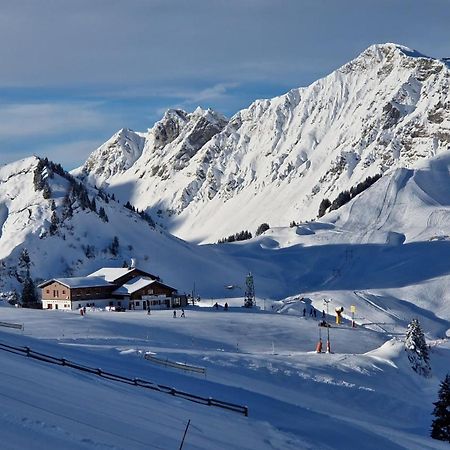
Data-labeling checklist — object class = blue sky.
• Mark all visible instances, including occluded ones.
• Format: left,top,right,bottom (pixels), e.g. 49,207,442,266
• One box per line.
0,0,449,169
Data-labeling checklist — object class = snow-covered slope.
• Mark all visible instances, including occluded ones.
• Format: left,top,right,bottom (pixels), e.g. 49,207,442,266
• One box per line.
0,157,252,297
76,43,450,243
0,304,448,449
3,149,450,339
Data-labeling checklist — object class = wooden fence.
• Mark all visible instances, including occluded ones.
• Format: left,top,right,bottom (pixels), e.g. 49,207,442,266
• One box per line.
0,341,248,417
144,353,206,375
0,321,24,330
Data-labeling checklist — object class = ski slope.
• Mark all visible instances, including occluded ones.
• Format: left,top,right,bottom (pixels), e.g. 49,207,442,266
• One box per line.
0,305,448,449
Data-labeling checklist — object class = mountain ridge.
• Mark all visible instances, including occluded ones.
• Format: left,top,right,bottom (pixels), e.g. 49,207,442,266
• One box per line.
74,43,450,243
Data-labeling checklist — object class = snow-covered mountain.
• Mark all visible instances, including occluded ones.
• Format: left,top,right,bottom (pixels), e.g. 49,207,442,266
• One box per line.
2,149,450,337
75,43,450,243
76,107,228,189
0,156,251,297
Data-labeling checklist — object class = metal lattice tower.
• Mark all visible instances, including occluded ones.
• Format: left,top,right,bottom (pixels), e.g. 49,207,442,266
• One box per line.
244,272,255,308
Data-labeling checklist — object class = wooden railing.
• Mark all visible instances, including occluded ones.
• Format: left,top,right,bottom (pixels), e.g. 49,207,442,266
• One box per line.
0,341,248,417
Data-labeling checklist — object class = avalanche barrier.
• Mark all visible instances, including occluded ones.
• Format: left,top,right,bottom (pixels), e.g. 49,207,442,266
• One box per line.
0,341,248,417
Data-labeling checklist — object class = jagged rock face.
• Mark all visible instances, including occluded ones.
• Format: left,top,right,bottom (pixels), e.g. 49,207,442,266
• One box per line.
75,108,228,185
76,43,450,243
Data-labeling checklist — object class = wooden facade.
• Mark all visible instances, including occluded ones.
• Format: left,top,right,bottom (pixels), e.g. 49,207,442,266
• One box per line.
41,281,116,302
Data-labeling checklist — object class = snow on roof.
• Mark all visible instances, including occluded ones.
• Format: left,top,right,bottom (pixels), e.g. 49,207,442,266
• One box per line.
88,267,133,282
39,276,112,289
112,277,156,295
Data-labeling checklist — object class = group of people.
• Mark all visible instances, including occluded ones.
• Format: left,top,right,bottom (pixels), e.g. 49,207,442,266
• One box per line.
173,309,186,318
213,302,229,311
302,307,326,319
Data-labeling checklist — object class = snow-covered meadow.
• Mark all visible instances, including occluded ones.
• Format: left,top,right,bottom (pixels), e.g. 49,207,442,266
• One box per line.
0,302,448,449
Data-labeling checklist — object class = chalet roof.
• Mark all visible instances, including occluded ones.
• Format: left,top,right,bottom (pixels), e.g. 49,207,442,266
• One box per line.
88,267,134,282
112,277,156,295
38,276,112,289
88,266,158,282
112,276,176,296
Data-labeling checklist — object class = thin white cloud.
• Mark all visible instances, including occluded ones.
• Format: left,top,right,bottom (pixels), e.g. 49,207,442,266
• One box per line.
0,102,110,138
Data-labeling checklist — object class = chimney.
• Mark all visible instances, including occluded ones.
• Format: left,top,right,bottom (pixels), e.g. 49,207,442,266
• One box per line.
129,258,137,270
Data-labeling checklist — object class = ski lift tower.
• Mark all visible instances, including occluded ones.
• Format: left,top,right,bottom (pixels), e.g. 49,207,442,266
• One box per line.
244,272,256,308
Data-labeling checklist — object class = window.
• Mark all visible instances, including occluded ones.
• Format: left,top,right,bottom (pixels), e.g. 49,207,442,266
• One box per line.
47,304,52,309
135,301,140,307
62,290,66,294
55,304,58,310
46,289,50,294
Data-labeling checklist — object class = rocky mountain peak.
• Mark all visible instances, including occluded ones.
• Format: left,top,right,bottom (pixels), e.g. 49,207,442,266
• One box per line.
76,43,450,243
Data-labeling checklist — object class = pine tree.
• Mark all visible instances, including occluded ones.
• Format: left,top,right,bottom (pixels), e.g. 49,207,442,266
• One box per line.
256,223,270,236
18,248,31,277
405,318,431,377
61,192,73,221
110,236,119,256
49,211,59,235
318,198,331,218
21,276,38,306
431,374,450,442
90,197,97,212
9,290,20,306
50,200,56,211
99,206,109,222
42,183,52,199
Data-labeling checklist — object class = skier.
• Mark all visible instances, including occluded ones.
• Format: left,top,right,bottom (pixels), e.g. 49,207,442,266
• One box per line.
147,306,151,315
313,309,317,318
322,309,326,319
181,309,185,318
173,310,177,318
83,306,87,315
309,308,313,317
224,302,228,311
